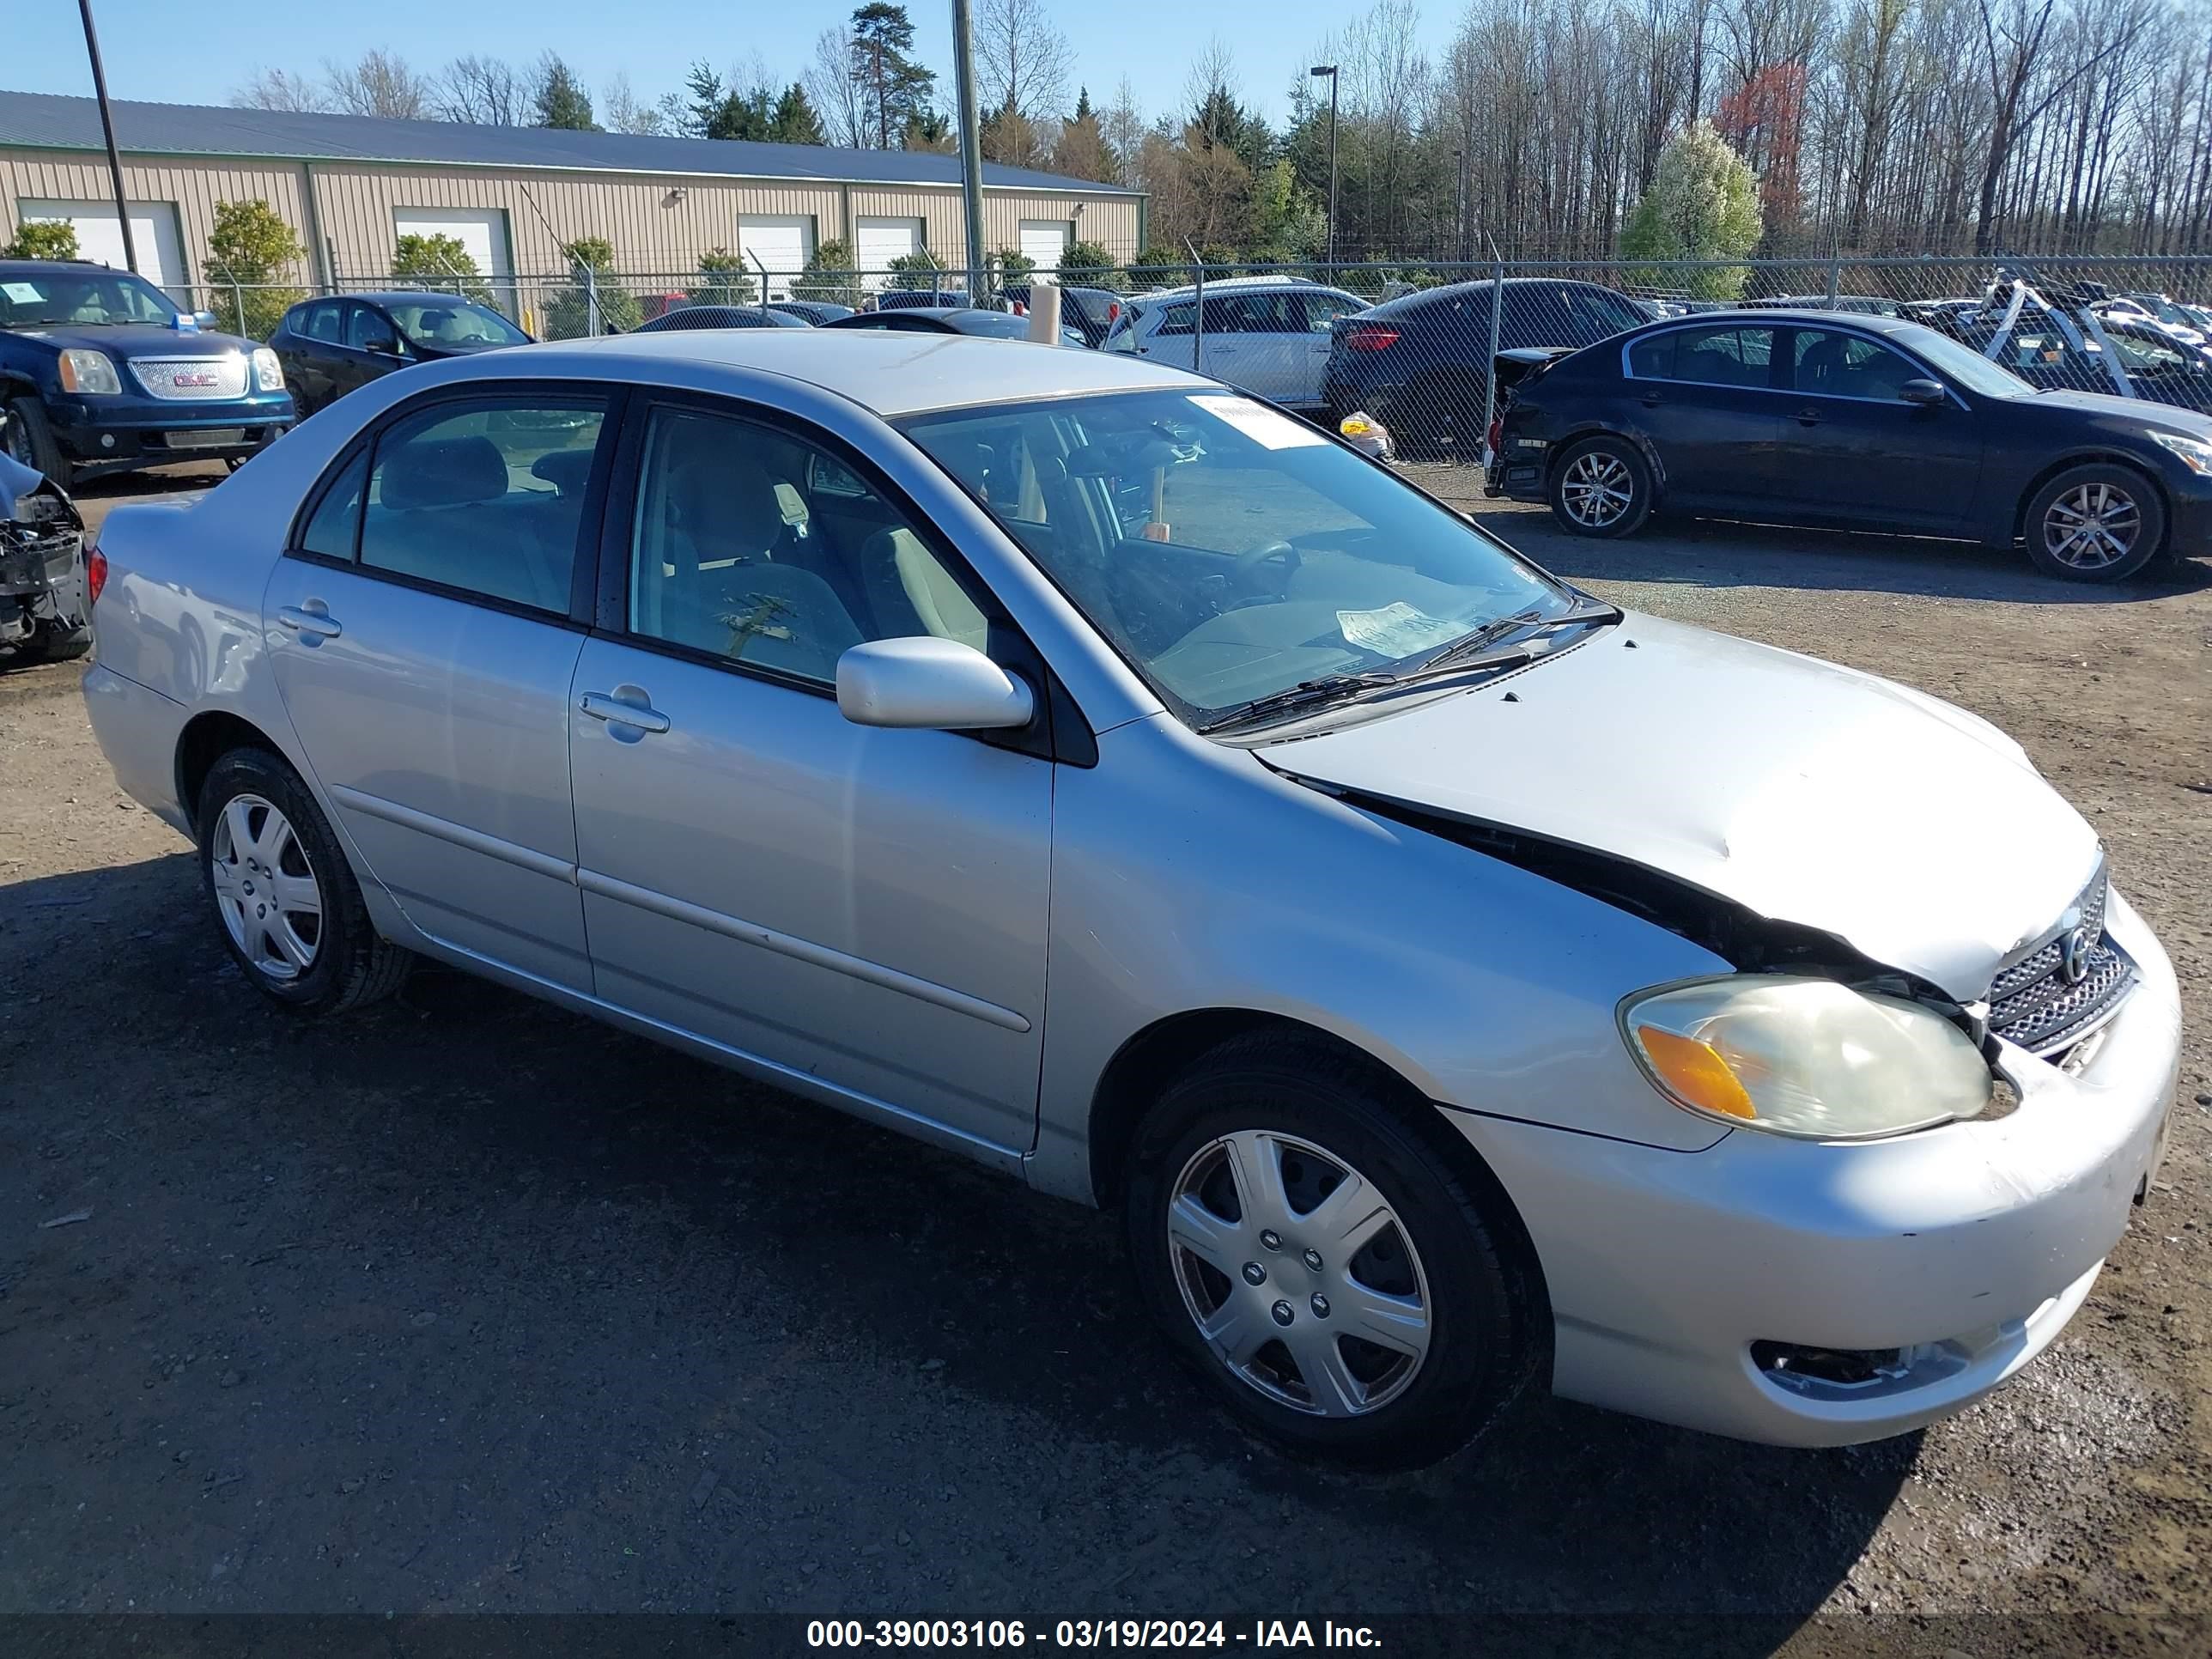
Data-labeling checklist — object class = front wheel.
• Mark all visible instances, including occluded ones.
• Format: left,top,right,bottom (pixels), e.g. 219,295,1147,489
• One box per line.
3,397,68,485
1547,436,1652,538
2023,464,2166,581
196,748,412,1014
27,621,91,662
1125,1035,1537,1468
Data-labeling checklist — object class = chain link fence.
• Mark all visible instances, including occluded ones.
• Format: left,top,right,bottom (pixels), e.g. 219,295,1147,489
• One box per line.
167,252,2212,465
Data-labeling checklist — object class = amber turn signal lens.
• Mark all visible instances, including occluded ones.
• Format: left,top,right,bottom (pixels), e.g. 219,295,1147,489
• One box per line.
1634,1025,1758,1120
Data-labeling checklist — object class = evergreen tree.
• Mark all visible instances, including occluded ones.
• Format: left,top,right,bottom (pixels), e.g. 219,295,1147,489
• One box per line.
534,55,599,131
850,3,937,149
770,83,825,145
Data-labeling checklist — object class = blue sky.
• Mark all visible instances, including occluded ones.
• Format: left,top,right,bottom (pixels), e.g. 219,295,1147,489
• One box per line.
11,0,1358,130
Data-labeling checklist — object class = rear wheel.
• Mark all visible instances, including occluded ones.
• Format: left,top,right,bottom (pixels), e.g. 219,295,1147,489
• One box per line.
196,748,411,1014
2023,464,2165,581
27,621,91,662
1125,1034,1537,1468
3,397,68,485
1547,435,1652,538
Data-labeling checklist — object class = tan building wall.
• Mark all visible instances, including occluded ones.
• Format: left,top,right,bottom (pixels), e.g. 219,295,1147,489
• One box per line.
1,149,1144,288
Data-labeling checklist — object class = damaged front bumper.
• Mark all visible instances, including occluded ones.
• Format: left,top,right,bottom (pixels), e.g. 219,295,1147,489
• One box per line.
1446,887,2183,1447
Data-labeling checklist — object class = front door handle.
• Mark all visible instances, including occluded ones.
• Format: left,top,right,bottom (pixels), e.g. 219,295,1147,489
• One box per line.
275,603,341,640
578,690,672,735
1796,406,1823,426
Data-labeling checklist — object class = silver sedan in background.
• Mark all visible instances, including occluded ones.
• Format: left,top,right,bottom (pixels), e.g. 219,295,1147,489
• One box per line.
79,330,2182,1468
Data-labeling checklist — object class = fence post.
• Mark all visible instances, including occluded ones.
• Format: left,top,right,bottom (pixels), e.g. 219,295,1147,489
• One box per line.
232,278,246,337
1186,238,1206,382
1826,243,1842,308
1479,247,1504,468
583,263,600,337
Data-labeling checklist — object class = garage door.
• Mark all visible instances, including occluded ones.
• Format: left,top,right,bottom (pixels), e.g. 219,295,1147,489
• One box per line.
1018,219,1073,282
737,215,816,301
17,198,186,302
392,207,514,311
855,216,922,290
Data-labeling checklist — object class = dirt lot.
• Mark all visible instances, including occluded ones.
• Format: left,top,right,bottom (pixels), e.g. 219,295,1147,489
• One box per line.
3,465,2209,1651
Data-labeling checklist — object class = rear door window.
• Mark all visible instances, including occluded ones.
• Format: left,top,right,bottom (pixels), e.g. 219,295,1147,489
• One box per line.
356,398,607,612
1630,325,1776,388
300,301,342,343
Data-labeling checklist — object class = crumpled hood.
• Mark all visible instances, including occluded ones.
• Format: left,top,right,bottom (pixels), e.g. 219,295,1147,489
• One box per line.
1264,612,2100,1001
13,321,258,360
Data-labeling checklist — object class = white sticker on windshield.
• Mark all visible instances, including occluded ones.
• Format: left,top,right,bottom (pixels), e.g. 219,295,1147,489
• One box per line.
1337,602,1468,659
1,282,45,303
1188,393,1327,449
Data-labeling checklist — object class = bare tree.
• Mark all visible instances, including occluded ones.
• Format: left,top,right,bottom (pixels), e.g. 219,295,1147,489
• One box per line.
599,73,666,136
806,25,872,148
324,50,433,121
232,67,331,112
1101,77,1146,185
436,56,530,125
977,0,1073,121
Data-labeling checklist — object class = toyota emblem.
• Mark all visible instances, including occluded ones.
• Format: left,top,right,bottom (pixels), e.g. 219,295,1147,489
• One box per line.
2060,923,2097,985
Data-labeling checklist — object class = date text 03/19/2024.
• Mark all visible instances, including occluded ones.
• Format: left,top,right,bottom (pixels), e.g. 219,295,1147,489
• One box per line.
805,1620,1383,1649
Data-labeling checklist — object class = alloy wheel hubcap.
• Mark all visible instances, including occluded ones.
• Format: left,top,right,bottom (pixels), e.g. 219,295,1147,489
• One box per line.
2044,482,2140,568
209,794,323,981
1166,1130,1432,1418
1561,452,1633,526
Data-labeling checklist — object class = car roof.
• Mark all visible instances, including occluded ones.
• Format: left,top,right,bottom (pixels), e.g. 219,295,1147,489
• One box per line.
1136,275,1343,301
1632,307,1926,335
333,290,486,307
509,327,1192,415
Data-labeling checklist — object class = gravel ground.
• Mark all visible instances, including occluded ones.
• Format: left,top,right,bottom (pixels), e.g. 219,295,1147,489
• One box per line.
2,465,2208,1652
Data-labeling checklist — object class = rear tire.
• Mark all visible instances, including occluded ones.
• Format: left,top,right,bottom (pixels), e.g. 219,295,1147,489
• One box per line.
195,748,411,1015
1124,1033,1538,1469
1547,436,1652,538
2023,463,2165,582
3,396,68,485
28,622,91,662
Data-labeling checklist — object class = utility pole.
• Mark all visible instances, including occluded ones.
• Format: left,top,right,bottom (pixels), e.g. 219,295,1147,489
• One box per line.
78,0,137,273
951,0,988,300
1310,64,1340,267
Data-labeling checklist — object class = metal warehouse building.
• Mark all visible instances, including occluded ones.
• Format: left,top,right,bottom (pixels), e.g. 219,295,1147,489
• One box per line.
0,89,1145,308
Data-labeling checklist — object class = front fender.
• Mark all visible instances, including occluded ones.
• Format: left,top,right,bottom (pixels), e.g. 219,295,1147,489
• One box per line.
1029,715,1731,1205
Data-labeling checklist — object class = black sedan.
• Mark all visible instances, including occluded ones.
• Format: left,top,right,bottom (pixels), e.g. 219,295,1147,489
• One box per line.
1489,309,2212,581
766,300,854,325
633,304,809,333
823,307,1085,347
270,292,529,416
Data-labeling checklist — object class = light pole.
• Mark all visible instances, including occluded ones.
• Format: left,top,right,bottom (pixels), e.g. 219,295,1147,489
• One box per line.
78,0,137,274
951,0,988,300
1310,64,1339,267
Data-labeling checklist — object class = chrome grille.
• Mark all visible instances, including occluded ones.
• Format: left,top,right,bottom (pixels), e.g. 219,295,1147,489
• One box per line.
129,356,248,401
1987,870,2135,1057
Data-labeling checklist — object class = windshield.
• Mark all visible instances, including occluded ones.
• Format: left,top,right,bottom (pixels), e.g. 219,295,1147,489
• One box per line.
1895,322,2037,398
388,300,527,349
897,389,1574,727
0,268,178,328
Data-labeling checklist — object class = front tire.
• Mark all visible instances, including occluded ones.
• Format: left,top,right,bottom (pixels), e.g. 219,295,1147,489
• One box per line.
196,748,411,1014
2023,463,2165,581
1124,1034,1537,1469
3,396,68,485
27,621,91,662
1548,436,1652,538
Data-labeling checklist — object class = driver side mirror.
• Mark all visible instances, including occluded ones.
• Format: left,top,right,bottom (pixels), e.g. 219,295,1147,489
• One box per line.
1899,378,1946,407
836,637,1034,731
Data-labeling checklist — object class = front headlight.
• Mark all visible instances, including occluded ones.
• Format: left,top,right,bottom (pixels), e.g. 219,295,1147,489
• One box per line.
251,347,285,392
2148,429,2212,475
1620,975,1992,1140
58,348,122,395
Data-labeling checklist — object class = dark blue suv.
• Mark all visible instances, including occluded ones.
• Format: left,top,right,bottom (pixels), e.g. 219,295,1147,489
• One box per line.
0,258,295,484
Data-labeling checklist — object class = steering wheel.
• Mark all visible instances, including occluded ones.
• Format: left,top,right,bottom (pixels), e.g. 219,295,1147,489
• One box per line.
1231,538,1302,591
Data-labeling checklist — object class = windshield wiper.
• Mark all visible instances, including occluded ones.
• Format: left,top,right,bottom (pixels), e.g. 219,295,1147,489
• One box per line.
1198,672,1399,733
1410,597,1620,675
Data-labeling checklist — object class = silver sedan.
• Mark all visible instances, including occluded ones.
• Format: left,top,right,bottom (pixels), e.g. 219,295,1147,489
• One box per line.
80,328,2183,1468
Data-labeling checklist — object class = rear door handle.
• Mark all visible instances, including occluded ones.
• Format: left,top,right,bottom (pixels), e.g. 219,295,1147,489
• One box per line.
1796,407,1823,425
578,690,672,735
275,604,341,640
